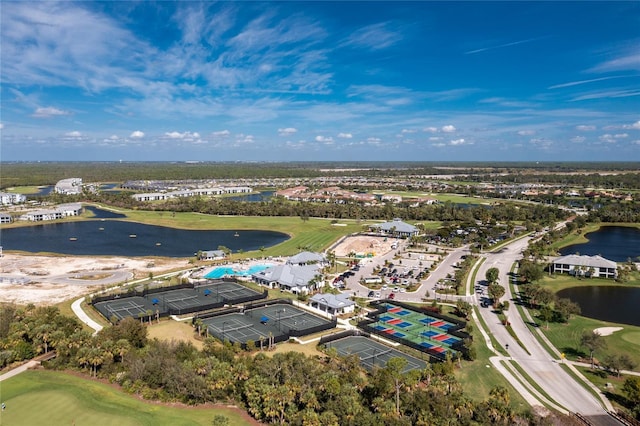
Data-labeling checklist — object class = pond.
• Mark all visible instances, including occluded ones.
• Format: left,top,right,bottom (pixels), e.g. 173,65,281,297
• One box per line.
556,286,640,327
228,191,274,202
559,226,640,262
0,220,289,257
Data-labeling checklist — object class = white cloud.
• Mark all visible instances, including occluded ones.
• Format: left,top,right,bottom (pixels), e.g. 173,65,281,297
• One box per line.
429,136,443,141
423,127,438,133
450,138,466,145
164,131,200,139
65,131,83,138
623,120,640,130
517,130,535,136
342,22,402,51
442,125,456,133
431,142,446,147
32,106,70,118
599,134,616,143
614,133,628,139
0,123,4,129
108,135,119,140
337,132,352,139
278,127,297,136
576,125,596,131
315,135,334,143
367,137,382,145
130,130,145,138
401,129,416,134
570,136,586,143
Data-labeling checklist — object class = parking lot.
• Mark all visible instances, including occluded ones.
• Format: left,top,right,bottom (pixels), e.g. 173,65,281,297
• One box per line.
338,240,471,303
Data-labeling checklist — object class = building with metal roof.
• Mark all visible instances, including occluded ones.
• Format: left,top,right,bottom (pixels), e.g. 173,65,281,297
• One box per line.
551,254,617,279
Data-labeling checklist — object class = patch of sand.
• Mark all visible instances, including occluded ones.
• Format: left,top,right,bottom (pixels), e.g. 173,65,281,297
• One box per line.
593,327,623,336
0,253,189,305
333,235,397,257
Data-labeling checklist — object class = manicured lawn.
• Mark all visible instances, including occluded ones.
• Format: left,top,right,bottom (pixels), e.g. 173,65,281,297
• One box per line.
147,319,203,350
1,370,254,426
531,311,640,368
3,185,45,194
455,321,528,410
539,273,640,292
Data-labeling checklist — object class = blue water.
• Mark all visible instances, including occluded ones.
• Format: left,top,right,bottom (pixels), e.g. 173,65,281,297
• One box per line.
1,221,288,257
559,226,640,262
205,264,272,279
228,191,274,202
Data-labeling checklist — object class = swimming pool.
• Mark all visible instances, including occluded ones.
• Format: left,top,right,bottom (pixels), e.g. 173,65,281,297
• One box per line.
204,264,272,279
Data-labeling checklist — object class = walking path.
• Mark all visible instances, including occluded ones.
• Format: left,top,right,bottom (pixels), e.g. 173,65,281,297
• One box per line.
0,352,56,383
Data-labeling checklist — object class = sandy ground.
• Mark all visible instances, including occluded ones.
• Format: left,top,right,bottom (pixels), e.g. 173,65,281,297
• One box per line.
332,235,397,257
593,327,623,336
0,253,190,305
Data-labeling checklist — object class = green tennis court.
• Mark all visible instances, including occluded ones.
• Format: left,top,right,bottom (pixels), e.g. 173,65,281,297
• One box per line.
323,335,426,373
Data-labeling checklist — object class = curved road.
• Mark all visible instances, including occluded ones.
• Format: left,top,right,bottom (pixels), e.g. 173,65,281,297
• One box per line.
474,237,622,426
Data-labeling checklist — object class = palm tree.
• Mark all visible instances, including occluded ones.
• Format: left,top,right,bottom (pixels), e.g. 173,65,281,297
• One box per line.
581,331,607,369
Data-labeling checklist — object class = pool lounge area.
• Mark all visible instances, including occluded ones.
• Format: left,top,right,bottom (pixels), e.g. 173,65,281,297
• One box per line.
204,264,272,279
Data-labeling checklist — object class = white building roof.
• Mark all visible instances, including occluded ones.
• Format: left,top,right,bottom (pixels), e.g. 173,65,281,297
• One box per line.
287,251,325,265
253,263,320,289
374,218,418,234
309,293,355,309
553,254,617,269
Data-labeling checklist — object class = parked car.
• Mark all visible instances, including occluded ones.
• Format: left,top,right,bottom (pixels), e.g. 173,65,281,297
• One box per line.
368,290,375,297
381,284,388,290
388,292,396,299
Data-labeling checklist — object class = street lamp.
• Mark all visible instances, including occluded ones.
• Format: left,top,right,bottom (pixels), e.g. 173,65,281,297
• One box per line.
222,321,228,342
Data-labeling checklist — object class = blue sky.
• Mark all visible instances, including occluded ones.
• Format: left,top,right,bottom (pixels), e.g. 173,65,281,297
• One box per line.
1,1,639,162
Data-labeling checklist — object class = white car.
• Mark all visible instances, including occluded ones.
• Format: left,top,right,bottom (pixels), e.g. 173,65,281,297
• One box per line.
381,285,388,290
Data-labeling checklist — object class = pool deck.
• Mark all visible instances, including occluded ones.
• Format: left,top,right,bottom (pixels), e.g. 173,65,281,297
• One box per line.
198,259,286,280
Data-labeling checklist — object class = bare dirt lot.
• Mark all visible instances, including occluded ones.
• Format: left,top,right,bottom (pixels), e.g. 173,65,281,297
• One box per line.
0,253,190,305
333,235,397,257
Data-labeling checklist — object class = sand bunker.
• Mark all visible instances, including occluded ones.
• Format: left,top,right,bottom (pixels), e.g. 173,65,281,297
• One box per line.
593,327,623,336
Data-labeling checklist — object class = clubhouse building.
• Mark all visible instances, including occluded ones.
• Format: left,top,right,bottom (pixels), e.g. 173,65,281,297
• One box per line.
551,254,617,279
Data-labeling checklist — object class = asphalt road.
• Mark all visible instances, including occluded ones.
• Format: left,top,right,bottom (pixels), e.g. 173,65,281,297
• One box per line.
475,237,622,426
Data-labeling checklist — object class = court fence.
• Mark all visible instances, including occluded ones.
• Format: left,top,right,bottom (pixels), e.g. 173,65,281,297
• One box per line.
90,279,267,319
318,328,370,346
192,298,337,347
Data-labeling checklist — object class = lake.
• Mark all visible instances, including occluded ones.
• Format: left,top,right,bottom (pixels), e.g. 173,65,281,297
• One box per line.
0,220,289,257
559,226,640,262
556,286,640,327
228,191,274,202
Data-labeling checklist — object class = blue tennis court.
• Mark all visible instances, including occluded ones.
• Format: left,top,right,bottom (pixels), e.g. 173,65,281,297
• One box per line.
421,330,439,338
379,315,394,322
396,321,412,328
